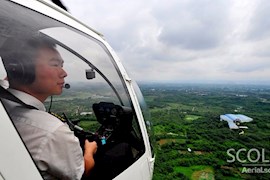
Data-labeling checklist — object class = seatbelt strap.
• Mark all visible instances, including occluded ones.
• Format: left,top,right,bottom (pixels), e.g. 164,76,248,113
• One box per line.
0,86,67,123
0,86,86,133
0,86,38,110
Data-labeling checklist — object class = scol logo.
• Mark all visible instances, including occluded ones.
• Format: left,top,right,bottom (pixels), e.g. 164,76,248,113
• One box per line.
227,148,270,174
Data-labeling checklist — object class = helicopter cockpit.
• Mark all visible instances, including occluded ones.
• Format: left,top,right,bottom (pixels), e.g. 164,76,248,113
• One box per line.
0,1,154,180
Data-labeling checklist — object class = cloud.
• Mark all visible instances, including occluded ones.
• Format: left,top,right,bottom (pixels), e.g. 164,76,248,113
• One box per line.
155,0,231,50
247,0,270,40
63,0,270,84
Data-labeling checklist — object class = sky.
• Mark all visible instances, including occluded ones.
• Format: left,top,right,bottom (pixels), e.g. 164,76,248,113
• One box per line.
63,0,270,84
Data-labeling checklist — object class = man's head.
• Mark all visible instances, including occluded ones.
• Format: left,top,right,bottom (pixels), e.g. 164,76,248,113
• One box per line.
1,34,67,102
2,35,55,84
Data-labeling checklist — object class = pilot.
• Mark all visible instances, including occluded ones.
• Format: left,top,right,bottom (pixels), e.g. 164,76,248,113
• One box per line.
1,35,97,179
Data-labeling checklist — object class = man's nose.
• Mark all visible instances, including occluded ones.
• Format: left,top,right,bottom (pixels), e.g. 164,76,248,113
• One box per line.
61,68,67,78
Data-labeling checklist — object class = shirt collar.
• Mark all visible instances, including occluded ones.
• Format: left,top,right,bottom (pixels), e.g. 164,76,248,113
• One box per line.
7,88,46,111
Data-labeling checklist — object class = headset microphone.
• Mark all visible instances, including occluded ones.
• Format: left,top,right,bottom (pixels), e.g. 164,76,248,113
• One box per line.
64,83,70,89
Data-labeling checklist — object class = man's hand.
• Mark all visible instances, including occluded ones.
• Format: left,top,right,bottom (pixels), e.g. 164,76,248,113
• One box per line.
84,140,97,176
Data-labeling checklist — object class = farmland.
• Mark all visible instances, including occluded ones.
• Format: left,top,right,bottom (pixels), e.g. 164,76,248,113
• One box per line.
140,83,270,180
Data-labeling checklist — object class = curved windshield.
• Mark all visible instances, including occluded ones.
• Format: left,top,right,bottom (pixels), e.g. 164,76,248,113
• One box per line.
0,1,145,179
132,81,155,158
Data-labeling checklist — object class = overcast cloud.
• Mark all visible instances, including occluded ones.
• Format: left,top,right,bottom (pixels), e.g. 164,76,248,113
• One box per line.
64,0,270,84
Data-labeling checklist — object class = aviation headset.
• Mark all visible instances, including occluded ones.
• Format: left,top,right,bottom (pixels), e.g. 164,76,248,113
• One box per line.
1,35,56,85
3,50,36,85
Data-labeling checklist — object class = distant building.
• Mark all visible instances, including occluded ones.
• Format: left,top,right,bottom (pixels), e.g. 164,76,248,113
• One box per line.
80,112,93,116
220,114,253,129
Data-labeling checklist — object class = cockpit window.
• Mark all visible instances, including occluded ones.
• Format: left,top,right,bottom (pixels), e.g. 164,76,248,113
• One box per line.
41,27,130,110
0,1,145,179
132,80,155,157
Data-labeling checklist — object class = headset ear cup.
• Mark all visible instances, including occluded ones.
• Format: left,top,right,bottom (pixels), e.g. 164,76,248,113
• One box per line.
5,54,35,84
1,37,36,85
6,60,24,83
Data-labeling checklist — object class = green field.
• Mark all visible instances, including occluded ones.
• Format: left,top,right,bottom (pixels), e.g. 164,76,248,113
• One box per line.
184,115,201,121
175,166,214,180
143,83,270,180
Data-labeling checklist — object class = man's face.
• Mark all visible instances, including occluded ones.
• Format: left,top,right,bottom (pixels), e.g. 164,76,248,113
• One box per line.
29,47,67,101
